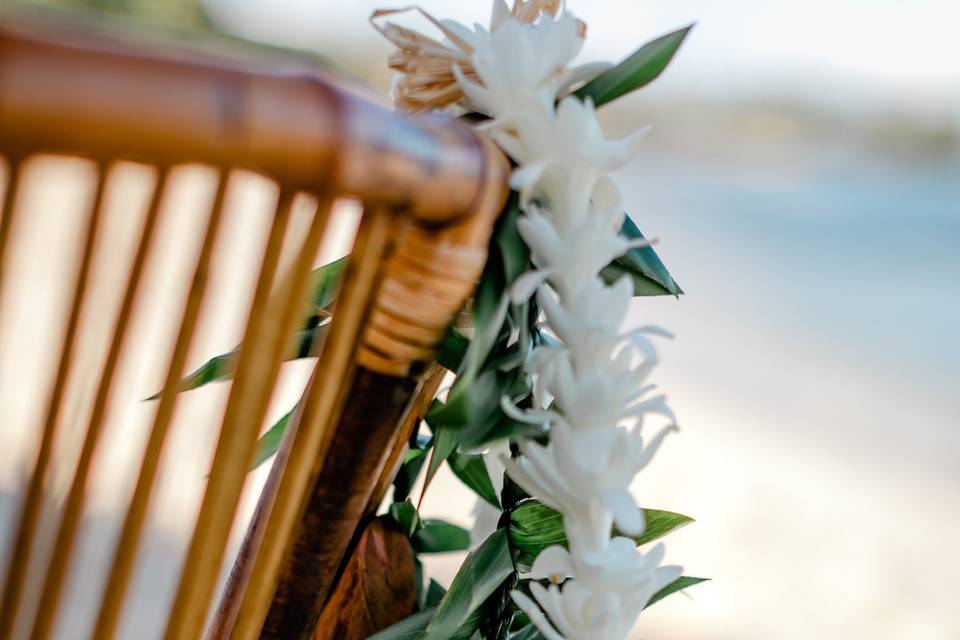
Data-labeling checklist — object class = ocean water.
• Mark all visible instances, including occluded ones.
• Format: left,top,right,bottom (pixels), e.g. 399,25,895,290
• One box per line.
605,148,960,638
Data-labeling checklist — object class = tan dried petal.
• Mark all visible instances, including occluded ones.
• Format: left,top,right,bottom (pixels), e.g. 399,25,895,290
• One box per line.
511,1,587,36
511,0,561,23
372,6,483,112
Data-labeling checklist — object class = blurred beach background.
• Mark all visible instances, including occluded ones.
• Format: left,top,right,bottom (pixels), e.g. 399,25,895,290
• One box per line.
0,0,958,638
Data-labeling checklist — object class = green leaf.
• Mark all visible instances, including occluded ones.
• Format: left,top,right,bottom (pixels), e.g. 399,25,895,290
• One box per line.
368,607,436,640
249,408,294,470
495,194,530,285
436,369,512,451
509,625,544,640
574,25,693,107
634,508,695,546
646,576,709,608
602,214,682,296
455,195,524,380
421,529,514,640
394,445,429,504
421,415,461,494
425,579,447,608
150,257,346,398
460,292,509,381
147,350,237,399
403,447,428,465
367,606,482,640
307,255,347,310
509,500,693,571
389,500,424,537
412,520,472,554
448,451,501,509
149,321,328,398
437,328,470,372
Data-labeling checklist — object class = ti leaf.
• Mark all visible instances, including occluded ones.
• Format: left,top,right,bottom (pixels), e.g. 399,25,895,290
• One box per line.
602,214,682,296
456,194,524,381
646,576,709,608
389,500,424,537
367,606,482,640
149,256,347,398
421,529,514,640
509,625,544,640
509,500,693,571
437,328,470,372
393,446,430,504
448,451,501,509
425,579,447,608
495,194,531,285
421,412,461,495
249,407,294,470
307,254,347,310
412,520,472,554
574,25,693,107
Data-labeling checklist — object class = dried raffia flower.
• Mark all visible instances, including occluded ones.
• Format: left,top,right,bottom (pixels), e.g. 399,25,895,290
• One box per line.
372,1,582,112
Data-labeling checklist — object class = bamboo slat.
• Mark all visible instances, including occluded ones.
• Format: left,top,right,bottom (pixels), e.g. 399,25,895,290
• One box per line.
229,207,394,640
0,158,22,297
92,173,230,640
0,165,108,640
204,196,335,639
28,168,169,640
162,189,296,640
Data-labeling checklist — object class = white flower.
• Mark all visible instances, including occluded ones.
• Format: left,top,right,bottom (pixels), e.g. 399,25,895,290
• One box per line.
537,276,633,342
513,542,683,640
492,97,649,205
502,420,675,544
520,330,675,429
455,12,585,125
516,211,650,301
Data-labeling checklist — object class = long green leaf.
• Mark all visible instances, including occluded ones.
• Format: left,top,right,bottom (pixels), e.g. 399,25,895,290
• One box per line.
307,255,347,310
421,414,461,495
646,576,709,608
393,446,429,504
367,607,436,640
574,25,693,107
389,500,424,537
602,214,682,297
412,520,472,554
425,579,447,608
367,606,482,640
421,529,514,640
249,408,294,470
437,328,470,372
510,625,544,640
456,195,524,380
495,194,530,285
448,451,501,509
509,500,693,570
151,257,347,397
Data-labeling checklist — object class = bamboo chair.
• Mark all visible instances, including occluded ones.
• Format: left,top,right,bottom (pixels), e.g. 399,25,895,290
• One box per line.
0,15,507,640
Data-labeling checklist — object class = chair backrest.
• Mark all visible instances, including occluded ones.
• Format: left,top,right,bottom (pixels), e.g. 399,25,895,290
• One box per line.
0,15,507,640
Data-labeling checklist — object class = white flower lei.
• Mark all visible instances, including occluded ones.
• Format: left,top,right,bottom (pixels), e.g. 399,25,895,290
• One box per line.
378,2,685,638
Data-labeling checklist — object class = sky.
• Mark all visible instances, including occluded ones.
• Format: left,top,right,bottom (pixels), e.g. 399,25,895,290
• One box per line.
202,0,960,112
